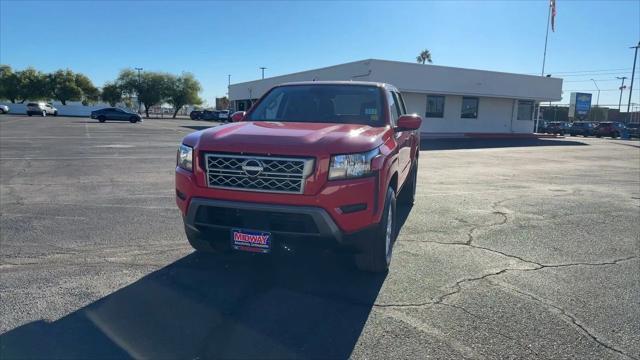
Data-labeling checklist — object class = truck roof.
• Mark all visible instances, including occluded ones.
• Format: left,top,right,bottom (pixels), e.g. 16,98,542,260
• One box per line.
277,80,398,92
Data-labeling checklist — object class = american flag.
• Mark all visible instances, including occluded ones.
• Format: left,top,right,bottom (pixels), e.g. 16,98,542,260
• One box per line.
550,0,557,32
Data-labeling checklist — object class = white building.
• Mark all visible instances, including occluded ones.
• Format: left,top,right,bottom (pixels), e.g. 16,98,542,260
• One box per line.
228,59,563,136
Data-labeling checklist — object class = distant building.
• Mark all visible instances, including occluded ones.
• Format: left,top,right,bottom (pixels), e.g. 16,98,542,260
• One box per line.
228,59,563,136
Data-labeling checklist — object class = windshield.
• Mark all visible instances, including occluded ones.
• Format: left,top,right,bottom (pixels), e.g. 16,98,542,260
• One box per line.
247,84,385,126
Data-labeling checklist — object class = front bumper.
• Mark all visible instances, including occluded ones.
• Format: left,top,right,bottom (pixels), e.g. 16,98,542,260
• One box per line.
176,167,381,235
184,198,345,242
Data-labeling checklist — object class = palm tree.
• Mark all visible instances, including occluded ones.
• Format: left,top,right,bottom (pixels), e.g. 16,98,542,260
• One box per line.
416,49,433,64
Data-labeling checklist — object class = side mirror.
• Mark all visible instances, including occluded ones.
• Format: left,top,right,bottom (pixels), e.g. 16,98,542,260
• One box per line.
396,114,422,130
231,111,246,122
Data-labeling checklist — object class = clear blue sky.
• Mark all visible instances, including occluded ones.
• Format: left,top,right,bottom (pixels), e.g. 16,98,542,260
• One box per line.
1,0,639,108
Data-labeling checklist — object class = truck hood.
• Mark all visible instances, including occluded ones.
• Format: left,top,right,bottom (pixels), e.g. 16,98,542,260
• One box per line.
192,121,389,155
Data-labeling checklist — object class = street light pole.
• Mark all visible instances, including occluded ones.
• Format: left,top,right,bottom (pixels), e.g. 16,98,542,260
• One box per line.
135,67,143,115
259,67,267,79
617,76,627,110
627,42,640,115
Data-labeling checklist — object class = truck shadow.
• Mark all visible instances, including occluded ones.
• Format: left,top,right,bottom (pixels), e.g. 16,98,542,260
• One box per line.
0,251,386,359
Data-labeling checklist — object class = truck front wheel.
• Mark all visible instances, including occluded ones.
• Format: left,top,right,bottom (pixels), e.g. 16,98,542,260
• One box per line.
355,186,397,273
398,160,418,207
185,225,217,252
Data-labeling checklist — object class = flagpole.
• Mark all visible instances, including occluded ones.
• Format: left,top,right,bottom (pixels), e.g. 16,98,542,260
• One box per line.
535,2,552,133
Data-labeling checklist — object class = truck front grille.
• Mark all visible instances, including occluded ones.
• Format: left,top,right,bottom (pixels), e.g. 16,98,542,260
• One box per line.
204,153,314,194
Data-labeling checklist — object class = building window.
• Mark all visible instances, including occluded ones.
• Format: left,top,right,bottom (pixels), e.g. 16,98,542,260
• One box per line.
461,97,479,119
517,100,534,120
426,95,445,118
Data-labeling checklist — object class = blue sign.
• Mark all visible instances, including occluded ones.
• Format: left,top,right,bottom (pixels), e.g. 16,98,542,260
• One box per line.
575,93,592,117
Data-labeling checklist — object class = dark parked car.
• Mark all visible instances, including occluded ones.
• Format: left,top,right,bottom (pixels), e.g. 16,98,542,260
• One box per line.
201,109,230,122
568,122,595,137
91,108,142,123
594,122,626,138
190,110,203,120
624,123,639,138
545,121,570,135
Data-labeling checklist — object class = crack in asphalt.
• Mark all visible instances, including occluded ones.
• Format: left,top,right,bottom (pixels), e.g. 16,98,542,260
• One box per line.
436,302,542,357
495,280,639,360
390,198,639,358
374,257,638,359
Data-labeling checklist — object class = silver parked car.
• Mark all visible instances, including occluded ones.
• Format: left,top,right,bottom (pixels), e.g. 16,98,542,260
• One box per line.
26,102,58,116
90,107,142,123
0,105,9,114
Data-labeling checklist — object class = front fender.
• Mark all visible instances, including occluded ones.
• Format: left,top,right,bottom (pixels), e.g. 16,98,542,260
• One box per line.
371,135,399,223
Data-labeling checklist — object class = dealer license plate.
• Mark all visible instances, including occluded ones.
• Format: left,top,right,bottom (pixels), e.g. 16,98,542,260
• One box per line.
231,229,271,253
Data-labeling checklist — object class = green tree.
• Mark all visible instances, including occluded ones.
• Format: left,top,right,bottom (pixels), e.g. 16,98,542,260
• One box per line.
17,68,50,102
0,65,20,103
75,73,100,105
166,73,203,118
117,69,171,117
48,69,83,105
101,82,122,106
416,49,433,64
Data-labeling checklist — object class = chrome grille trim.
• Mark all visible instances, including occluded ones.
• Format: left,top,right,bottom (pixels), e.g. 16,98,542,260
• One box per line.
204,153,314,194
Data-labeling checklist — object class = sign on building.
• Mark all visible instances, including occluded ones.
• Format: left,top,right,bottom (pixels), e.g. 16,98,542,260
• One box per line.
568,92,592,120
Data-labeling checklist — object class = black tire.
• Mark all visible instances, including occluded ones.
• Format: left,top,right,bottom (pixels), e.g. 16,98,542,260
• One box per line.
398,159,418,207
129,116,138,123
355,186,397,273
611,132,619,139
27,112,32,116
98,115,106,123
53,111,58,116
185,225,217,252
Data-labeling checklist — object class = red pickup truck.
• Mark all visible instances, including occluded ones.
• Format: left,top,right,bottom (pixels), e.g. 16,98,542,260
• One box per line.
175,81,422,272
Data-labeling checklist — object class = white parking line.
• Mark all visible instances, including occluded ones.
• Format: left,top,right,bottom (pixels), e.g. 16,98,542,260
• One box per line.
1,213,88,220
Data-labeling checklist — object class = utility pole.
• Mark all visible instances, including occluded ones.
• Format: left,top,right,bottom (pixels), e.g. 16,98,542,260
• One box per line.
227,74,231,111
627,42,640,116
590,79,600,122
617,76,627,110
590,79,600,107
535,1,553,133
259,67,267,79
135,67,143,114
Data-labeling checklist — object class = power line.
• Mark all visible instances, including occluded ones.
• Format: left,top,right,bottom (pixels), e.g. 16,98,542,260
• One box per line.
556,72,633,77
563,78,626,83
563,89,626,92
547,68,631,74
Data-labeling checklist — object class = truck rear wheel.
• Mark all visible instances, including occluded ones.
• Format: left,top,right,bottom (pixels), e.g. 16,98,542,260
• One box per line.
355,186,396,273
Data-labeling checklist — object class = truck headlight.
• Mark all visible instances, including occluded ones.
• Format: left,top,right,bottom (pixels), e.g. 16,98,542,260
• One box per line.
177,144,193,171
329,148,379,180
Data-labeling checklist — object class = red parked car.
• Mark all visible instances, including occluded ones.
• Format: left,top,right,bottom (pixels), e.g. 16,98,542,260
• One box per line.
175,81,422,272
594,122,627,138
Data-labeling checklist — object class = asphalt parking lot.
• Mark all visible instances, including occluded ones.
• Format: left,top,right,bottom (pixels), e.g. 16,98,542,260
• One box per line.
0,115,638,359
